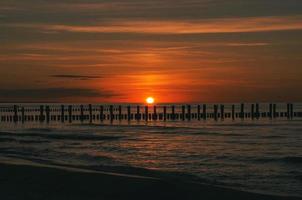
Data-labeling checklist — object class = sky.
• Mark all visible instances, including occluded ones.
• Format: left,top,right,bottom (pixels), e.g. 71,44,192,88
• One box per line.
0,0,302,103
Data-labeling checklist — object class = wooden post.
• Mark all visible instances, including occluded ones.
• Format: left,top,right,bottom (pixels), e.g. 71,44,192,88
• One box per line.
21,107,25,123
46,105,50,123
118,105,122,120
187,105,191,121
13,105,18,123
240,103,244,119
214,105,218,121
181,105,185,121
163,106,167,121
220,104,224,120
287,103,290,119
89,104,93,123
290,103,294,119
68,105,72,123
136,106,140,120
127,106,131,121
203,104,207,120
171,105,175,120
197,105,201,121
145,106,148,121
80,105,84,122
232,105,235,120
110,105,114,121
269,103,273,119
61,105,65,123
256,103,260,119
273,104,277,118
153,106,157,120
100,106,104,122
40,105,44,122
251,104,255,120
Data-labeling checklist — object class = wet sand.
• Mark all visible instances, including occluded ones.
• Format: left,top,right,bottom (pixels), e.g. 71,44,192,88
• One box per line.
0,162,301,200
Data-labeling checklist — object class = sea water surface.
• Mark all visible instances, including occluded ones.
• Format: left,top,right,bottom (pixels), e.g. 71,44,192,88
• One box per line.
1,118,302,197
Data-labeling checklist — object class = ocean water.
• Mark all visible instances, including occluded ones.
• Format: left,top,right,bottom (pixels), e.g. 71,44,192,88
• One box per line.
1,117,302,197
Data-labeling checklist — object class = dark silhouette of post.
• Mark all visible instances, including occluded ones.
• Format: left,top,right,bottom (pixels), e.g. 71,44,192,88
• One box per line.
119,105,122,120
46,105,50,123
61,105,65,123
89,104,93,123
273,104,277,118
269,103,273,119
68,105,72,123
251,104,255,120
240,103,244,119
290,103,294,119
197,105,201,121
256,103,260,119
80,105,84,122
171,105,175,120
232,105,235,120
214,104,218,121
163,106,167,121
182,105,185,121
21,107,25,123
287,103,290,119
220,104,224,120
127,106,131,121
136,106,140,121
13,105,18,123
187,105,191,121
110,105,114,121
40,105,44,122
153,106,157,120
145,106,148,121
203,104,207,120
100,106,104,122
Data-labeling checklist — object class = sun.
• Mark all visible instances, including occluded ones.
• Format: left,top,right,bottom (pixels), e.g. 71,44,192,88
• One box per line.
146,97,155,104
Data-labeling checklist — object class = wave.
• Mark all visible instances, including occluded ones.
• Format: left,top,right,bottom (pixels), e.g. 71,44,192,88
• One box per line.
255,156,302,164
0,131,125,141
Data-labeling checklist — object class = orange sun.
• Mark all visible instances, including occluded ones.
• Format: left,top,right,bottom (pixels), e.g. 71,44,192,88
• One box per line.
146,97,155,104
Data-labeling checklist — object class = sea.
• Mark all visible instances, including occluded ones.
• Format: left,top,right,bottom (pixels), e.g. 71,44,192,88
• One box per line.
0,103,302,197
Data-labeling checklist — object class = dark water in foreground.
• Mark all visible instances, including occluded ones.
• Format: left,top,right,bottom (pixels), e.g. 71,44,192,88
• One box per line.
0,119,302,197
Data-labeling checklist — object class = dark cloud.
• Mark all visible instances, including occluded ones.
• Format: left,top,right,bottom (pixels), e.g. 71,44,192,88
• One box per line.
50,74,102,80
0,88,117,99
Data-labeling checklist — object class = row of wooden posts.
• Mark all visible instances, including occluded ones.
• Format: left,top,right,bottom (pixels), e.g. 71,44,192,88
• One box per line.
0,103,300,123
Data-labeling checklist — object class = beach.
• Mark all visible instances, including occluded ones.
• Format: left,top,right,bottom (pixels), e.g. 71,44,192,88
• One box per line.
1,159,301,200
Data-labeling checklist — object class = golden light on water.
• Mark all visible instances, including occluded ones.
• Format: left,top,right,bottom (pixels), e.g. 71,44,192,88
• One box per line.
146,97,155,104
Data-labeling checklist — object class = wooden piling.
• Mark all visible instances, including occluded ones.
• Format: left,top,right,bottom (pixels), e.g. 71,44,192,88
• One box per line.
145,106,148,121
251,104,255,119
220,104,224,120
153,106,157,120
187,105,191,120
203,104,207,120
61,105,65,123
40,105,44,122
214,105,218,121
163,106,167,121
269,103,273,119
182,105,185,121
136,106,140,120
110,105,114,121
197,105,201,121
68,105,72,123
46,105,50,123
273,104,277,118
127,106,131,121
80,105,84,122
232,105,235,120
290,103,294,119
119,105,122,120
171,105,175,120
13,105,18,123
21,107,25,123
100,105,104,122
256,103,260,119
240,103,244,119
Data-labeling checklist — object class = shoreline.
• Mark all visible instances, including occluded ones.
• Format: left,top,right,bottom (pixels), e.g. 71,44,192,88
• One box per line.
0,159,301,200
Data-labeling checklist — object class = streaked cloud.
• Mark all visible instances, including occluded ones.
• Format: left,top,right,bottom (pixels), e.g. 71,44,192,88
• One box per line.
50,75,102,80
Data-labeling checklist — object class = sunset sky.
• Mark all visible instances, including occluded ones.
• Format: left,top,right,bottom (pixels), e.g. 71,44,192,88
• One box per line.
1,0,302,103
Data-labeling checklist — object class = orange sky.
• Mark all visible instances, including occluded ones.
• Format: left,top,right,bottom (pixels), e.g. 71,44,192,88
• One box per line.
0,1,302,103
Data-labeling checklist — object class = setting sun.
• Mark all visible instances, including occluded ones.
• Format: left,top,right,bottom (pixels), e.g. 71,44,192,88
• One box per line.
146,97,155,104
